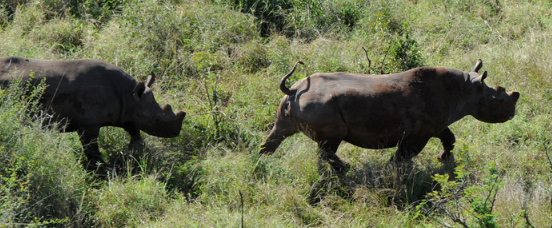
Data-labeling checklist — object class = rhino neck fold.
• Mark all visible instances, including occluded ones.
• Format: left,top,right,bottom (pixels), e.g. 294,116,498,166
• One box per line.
119,85,134,124
447,95,476,125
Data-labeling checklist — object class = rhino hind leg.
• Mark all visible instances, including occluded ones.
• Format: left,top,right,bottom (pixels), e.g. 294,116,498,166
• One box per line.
436,127,456,162
318,140,349,174
77,127,105,170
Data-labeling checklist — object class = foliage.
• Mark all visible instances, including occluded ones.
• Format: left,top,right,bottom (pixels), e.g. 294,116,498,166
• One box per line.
1,0,552,226
0,78,89,227
213,0,293,37
388,32,424,72
93,175,169,227
416,143,535,228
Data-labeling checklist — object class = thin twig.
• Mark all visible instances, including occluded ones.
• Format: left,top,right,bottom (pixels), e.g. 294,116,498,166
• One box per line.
239,190,244,228
203,82,212,111
212,71,220,137
521,206,535,228
544,143,552,172
487,176,500,214
362,46,372,74
380,44,391,74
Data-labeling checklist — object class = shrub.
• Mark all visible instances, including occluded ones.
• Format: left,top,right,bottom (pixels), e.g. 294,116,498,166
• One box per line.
213,0,293,37
93,175,169,227
0,78,90,227
82,0,258,78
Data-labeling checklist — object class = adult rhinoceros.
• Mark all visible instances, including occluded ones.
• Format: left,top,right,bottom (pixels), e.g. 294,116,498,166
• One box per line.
0,56,186,169
260,60,520,172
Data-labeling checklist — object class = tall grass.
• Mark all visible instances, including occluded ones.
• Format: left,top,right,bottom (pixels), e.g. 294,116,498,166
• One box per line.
0,79,90,226
1,0,552,226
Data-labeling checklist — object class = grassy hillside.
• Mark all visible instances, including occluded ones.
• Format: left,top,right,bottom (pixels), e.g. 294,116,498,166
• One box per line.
1,0,551,226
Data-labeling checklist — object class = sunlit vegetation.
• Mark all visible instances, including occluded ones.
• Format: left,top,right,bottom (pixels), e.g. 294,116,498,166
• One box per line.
1,0,551,226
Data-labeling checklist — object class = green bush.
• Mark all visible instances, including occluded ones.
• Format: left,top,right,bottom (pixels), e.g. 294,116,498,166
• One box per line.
0,0,551,226
213,0,293,37
94,175,169,227
81,0,258,78
0,79,90,227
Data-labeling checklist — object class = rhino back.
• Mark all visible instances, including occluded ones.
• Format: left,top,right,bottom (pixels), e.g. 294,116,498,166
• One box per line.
287,67,470,149
0,56,138,128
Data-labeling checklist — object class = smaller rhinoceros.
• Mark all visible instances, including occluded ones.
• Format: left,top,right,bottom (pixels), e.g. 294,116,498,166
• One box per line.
260,60,520,172
0,56,186,168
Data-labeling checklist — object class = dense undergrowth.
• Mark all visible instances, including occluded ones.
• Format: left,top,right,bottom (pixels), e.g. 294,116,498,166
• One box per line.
1,0,552,227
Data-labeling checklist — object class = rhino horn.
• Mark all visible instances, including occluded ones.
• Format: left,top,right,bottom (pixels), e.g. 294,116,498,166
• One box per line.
471,59,483,72
163,104,184,116
176,110,186,119
167,105,186,122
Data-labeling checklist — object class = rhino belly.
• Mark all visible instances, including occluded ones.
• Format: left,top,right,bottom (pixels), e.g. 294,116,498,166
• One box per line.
42,88,121,130
344,131,404,149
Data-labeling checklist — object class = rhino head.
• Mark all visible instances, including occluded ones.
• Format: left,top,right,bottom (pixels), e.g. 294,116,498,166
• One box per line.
131,73,186,137
468,60,520,123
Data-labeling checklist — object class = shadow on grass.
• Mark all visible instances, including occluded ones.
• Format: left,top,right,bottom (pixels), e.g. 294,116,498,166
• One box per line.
308,159,457,209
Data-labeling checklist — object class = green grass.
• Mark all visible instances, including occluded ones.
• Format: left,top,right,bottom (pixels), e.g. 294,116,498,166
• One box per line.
1,0,552,227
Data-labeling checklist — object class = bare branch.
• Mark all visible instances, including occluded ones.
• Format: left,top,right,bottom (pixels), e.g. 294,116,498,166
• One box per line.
362,46,372,74
239,190,244,228
380,45,391,74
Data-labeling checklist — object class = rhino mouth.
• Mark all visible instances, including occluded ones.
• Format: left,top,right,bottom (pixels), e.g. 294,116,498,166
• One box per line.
149,128,181,138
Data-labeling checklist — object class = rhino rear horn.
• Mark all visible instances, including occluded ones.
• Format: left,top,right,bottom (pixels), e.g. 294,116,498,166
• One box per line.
133,82,146,102
146,72,156,88
471,59,483,72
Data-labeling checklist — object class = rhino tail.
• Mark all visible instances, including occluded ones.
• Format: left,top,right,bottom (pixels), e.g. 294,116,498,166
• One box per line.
280,61,304,95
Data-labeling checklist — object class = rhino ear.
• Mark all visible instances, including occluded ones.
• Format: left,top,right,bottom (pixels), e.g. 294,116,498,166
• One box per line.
479,71,487,82
146,72,155,88
471,59,483,72
133,82,146,102
474,71,487,93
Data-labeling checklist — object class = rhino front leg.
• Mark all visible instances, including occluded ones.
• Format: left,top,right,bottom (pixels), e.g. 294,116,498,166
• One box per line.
318,140,349,174
123,123,144,148
77,127,105,169
436,127,455,162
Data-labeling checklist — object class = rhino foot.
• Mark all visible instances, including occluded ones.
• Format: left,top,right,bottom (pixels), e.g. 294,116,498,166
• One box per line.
327,159,350,174
437,150,456,164
128,140,146,151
